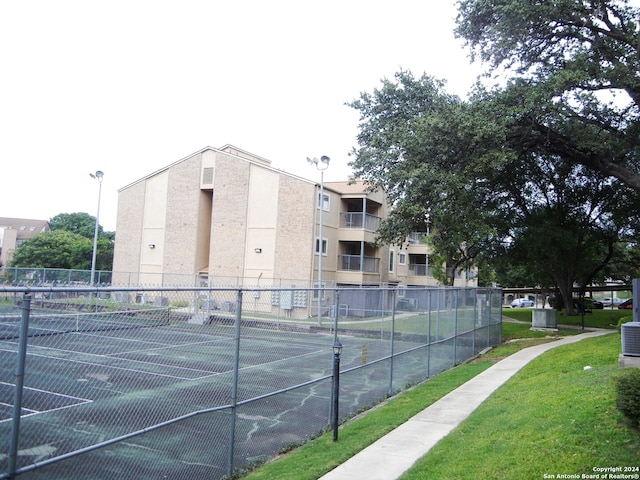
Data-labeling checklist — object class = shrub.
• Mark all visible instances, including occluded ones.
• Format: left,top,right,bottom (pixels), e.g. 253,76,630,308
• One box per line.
617,315,633,333
616,368,640,428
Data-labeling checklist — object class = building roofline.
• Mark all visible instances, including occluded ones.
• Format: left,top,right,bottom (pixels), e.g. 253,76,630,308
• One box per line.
118,145,319,192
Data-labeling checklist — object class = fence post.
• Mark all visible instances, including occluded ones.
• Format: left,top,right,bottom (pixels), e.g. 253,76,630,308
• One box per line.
472,290,477,355
453,289,458,366
427,289,432,378
226,289,243,479
388,289,396,396
7,293,32,478
332,290,340,346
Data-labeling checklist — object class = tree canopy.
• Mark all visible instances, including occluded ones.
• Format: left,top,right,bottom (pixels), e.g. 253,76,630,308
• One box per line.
348,0,640,307
455,0,640,190
9,212,114,271
50,212,103,239
348,67,639,311
9,230,93,270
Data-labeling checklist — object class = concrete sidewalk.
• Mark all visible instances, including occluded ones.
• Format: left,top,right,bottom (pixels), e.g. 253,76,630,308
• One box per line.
319,329,614,480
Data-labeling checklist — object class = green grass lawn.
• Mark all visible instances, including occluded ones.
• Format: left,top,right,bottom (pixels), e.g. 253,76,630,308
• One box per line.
400,333,640,479
241,311,639,480
504,306,630,329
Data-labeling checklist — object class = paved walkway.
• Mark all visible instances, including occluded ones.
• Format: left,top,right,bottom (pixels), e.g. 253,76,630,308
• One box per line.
319,329,614,480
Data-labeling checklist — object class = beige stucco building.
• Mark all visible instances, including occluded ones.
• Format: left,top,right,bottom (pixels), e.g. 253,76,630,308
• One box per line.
112,145,476,291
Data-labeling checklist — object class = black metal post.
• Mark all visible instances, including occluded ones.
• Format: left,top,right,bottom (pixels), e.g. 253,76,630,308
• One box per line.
332,347,340,441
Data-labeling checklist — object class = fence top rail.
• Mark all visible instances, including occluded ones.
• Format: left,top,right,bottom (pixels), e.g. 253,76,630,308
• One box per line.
0,285,502,294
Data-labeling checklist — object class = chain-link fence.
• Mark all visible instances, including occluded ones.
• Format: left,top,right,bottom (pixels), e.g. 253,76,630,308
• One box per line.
0,268,113,287
0,285,502,480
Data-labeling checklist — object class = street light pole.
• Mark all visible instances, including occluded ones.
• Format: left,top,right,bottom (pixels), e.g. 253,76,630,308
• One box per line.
307,156,330,327
89,170,104,286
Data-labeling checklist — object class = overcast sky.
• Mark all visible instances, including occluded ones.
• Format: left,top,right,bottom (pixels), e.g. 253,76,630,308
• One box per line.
1,1,484,231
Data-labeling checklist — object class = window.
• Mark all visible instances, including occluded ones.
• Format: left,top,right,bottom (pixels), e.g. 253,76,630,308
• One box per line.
389,250,394,272
315,237,327,256
398,253,406,265
317,192,330,212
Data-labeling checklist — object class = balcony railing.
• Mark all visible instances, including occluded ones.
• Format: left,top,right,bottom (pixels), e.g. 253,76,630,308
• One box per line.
338,254,380,273
409,232,428,244
409,263,431,277
340,212,381,231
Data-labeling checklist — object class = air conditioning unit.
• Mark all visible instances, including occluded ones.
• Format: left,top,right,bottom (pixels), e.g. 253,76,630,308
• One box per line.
621,322,640,357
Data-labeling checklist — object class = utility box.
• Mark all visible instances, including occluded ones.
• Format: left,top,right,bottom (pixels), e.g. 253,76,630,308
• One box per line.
621,322,640,357
532,308,557,329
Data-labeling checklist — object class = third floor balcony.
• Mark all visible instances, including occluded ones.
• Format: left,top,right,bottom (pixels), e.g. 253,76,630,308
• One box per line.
340,212,381,231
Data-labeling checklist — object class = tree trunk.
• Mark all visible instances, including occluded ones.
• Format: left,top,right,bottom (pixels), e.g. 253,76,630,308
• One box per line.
556,280,575,316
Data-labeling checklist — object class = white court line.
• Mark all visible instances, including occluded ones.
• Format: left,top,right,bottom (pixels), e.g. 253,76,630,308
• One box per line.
0,401,38,414
0,342,236,381
0,347,213,381
0,381,93,402
0,331,334,382
0,381,93,424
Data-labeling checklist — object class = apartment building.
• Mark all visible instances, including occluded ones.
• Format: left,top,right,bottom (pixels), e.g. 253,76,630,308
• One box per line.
112,145,475,292
0,217,50,268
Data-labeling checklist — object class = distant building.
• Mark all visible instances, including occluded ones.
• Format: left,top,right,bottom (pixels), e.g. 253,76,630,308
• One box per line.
0,217,50,267
112,145,476,290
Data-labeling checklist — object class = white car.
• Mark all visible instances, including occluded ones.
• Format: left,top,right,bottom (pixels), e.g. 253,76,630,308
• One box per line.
600,297,623,306
511,298,534,308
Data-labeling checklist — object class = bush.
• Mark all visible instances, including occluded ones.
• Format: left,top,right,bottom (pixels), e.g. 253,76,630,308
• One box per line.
616,368,640,427
617,315,633,333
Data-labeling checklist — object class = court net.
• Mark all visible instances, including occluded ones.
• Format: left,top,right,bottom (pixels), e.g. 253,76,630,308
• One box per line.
0,307,170,340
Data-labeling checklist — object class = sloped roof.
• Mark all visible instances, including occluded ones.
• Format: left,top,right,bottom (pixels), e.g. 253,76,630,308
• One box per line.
0,217,50,240
118,145,314,192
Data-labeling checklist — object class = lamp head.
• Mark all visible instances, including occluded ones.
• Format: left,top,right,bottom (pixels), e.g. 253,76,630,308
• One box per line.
320,155,330,166
90,170,104,181
332,339,343,356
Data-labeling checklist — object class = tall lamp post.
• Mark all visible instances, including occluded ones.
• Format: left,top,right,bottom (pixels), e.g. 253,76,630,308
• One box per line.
307,156,330,327
89,170,104,286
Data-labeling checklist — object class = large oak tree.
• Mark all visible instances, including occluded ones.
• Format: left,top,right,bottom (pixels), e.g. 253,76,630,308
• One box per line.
455,0,640,190
348,71,639,313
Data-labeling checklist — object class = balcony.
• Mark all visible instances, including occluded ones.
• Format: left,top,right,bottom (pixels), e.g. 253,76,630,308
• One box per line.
409,232,428,244
340,212,381,231
338,254,380,273
409,263,432,277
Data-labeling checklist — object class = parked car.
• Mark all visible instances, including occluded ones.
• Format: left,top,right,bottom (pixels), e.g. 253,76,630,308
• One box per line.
511,298,534,308
600,297,623,306
591,300,604,309
618,298,633,310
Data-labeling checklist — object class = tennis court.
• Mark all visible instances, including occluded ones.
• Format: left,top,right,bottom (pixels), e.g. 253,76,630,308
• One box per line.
1,286,502,479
